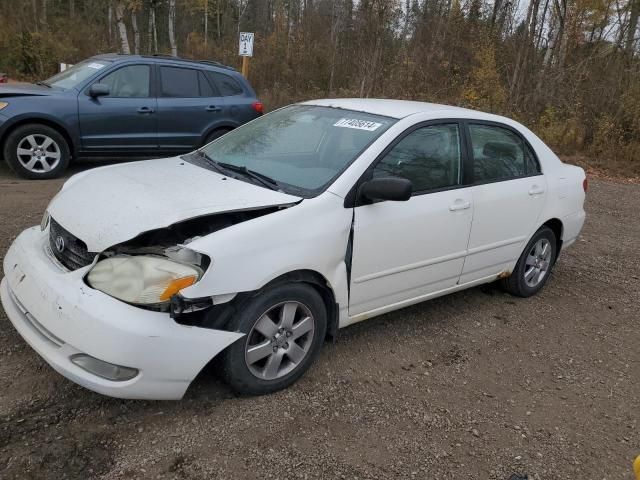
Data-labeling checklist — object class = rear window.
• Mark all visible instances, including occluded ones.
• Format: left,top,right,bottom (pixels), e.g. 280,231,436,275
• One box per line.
210,72,244,96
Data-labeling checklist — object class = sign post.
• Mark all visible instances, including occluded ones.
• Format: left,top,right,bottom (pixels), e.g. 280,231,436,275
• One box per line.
239,32,254,78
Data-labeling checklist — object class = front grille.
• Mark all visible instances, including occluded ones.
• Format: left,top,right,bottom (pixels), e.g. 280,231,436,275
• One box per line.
49,218,95,270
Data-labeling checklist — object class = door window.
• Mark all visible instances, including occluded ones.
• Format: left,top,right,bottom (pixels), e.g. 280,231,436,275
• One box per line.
99,65,150,98
469,124,531,182
160,67,200,97
198,71,217,97
372,124,462,193
210,72,244,96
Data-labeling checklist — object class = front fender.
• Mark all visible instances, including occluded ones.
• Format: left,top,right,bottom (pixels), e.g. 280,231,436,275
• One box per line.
181,193,352,314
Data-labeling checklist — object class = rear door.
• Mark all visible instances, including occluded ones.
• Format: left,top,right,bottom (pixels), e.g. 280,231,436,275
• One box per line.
459,122,546,284
78,63,157,152
156,66,226,151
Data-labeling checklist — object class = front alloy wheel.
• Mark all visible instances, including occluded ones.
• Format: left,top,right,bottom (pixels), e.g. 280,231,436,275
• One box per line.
16,134,62,173
245,301,315,380
221,283,327,395
3,123,71,179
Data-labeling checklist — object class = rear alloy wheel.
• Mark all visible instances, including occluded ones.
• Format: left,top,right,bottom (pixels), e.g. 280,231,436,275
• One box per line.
501,226,557,297
222,283,327,395
4,124,70,179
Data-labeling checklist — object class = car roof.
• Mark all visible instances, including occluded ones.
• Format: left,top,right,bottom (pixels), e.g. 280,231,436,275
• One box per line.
90,53,237,72
301,98,501,121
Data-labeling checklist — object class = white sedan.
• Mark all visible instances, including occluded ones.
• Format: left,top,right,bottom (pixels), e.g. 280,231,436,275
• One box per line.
0,99,586,399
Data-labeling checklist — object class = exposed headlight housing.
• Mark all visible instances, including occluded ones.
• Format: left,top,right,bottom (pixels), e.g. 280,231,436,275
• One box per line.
86,255,202,305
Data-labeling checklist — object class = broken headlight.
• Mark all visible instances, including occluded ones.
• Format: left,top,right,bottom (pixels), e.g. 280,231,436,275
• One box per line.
86,255,202,306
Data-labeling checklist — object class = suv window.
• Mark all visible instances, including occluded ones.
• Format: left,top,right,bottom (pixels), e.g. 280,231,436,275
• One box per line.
210,72,243,96
469,124,529,182
160,66,200,97
372,124,462,193
100,65,150,98
198,71,217,97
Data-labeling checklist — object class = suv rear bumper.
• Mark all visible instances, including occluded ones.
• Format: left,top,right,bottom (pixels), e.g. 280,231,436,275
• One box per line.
1,227,243,400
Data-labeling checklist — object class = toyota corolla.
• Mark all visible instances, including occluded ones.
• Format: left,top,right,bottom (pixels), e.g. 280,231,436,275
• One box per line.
0,99,586,399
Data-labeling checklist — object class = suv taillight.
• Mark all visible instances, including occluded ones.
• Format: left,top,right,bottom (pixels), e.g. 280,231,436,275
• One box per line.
583,177,588,193
252,101,264,114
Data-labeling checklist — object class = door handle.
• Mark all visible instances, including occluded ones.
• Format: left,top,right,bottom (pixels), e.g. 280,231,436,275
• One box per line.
137,106,155,114
449,201,471,211
206,105,222,112
528,185,545,195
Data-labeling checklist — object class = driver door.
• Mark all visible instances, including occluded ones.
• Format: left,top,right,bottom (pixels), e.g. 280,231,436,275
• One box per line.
78,64,157,152
349,122,473,316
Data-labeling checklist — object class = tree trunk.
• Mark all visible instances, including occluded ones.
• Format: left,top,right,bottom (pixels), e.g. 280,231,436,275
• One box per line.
217,0,221,40
115,1,131,54
152,7,158,54
168,0,177,57
132,12,140,54
32,0,38,32
41,0,48,31
69,0,74,17
108,3,113,42
626,0,640,56
204,0,208,48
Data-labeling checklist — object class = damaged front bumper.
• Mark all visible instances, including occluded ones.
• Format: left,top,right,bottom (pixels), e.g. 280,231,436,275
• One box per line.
0,227,243,400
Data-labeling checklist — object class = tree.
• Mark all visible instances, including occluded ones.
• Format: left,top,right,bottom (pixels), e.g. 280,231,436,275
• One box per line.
169,0,177,56
115,1,131,54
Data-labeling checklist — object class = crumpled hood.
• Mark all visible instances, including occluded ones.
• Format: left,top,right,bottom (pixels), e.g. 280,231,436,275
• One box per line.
0,83,56,98
48,157,301,252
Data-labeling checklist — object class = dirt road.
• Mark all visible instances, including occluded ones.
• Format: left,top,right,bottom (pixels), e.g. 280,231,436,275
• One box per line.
0,159,638,479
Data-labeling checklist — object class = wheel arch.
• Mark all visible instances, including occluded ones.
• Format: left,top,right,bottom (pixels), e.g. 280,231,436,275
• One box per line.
201,123,237,146
259,269,340,342
540,218,564,260
0,117,76,157
199,268,340,342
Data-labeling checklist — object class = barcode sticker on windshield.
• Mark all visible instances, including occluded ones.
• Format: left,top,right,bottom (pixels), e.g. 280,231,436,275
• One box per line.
333,118,382,131
87,63,106,69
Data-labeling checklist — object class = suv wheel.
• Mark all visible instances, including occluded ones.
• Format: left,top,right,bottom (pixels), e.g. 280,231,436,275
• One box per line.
3,124,70,179
204,128,231,145
222,283,327,395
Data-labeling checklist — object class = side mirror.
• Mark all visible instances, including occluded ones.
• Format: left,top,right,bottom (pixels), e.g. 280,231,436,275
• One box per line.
359,177,412,202
89,83,110,97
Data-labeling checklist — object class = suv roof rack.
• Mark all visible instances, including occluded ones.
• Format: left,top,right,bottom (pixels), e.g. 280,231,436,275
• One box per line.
145,54,237,71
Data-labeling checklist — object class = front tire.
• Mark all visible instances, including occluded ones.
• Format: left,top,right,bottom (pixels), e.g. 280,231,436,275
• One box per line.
501,226,557,297
3,123,71,179
222,283,327,395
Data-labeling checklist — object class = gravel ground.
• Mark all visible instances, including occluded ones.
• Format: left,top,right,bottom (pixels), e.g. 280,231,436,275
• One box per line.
0,159,638,480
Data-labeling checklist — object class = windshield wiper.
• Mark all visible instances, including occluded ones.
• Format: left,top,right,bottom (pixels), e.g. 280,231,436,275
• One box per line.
216,161,280,191
188,150,227,173
35,81,51,88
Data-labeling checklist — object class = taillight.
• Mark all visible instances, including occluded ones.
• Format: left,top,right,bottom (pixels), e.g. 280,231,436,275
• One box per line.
251,101,264,114
583,177,588,193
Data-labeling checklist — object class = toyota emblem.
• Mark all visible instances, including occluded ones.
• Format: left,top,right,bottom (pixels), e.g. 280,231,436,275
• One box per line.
55,236,65,253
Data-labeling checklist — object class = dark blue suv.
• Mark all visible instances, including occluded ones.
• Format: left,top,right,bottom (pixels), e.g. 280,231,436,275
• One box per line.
0,54,263,179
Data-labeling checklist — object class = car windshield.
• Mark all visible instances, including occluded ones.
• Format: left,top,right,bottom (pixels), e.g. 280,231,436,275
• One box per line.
197,105,396,196
43,59,112,89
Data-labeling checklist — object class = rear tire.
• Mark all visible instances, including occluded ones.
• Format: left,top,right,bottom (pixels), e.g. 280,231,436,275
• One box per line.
501,226,557,297
204,128,231,145
222,283,327,395
3,123,70,179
